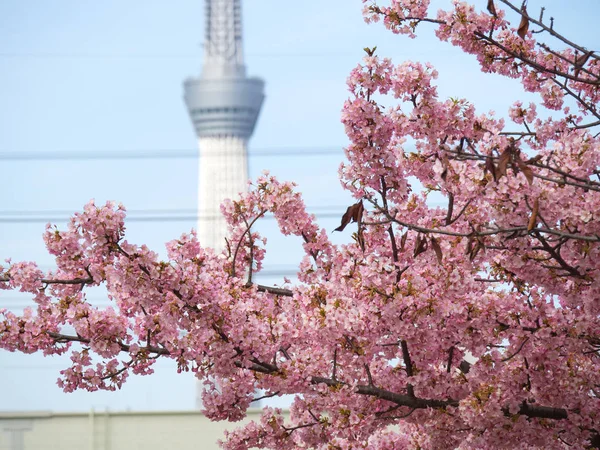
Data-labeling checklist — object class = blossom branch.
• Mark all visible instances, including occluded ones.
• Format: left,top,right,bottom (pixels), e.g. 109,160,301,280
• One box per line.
497,0,599,59
0,276,93,285
46,332,170,356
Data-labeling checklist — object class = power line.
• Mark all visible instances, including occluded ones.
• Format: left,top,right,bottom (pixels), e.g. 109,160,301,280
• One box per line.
0,206,341,215
0,52,362,59
0,147,344,161
0,213,342,224
0,49,452,60
0,208,200,216
0,206,346,224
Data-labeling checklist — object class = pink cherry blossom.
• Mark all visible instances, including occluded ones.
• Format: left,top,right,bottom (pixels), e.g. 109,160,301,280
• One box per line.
2,1,600,448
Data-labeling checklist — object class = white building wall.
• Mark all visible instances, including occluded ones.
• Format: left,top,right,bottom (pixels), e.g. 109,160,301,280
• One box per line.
0,409,279,450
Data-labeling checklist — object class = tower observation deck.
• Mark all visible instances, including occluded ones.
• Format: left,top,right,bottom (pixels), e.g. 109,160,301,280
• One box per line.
184,0,265,250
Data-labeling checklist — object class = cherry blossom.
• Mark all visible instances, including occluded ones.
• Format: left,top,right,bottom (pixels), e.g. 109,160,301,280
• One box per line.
2,1,600,448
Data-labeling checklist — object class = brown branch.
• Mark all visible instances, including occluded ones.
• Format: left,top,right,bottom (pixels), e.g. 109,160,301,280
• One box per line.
532,231,583,277
549,77,600,119
459,360,472,374
386,212,599,242
364,363,374,386
244,216,255,285
301,232,320,263
381,176,404,284
538,43,598,80
501,337,529,362
234,360,276,375
310,376,458,409
249,358,279,374
400,340,415,397
231,209,267,279
311,375,570,420
376,407,417,420
450,147,594,181
474,277,503,283
282,421,320,434
46,329,573,423
474,31,600,87
251,283,294,297
279,345,292,361
448,147,600,193
99,360,132,381
0,276,93,285
251,391,281,403
46,332,170,356
445,192,454,226
446,346,455,373
332,347,338,381
497,0,599,60
446,199,473,225
508,402,568,420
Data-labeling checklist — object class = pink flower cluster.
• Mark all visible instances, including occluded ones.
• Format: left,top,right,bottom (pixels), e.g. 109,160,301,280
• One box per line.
2,2,600,448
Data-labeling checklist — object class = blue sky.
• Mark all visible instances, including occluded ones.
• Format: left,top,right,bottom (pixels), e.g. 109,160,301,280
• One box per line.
0,0,598,412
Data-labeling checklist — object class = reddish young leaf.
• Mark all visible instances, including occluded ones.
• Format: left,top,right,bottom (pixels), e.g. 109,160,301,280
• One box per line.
517,5,529,39
487,0,497,16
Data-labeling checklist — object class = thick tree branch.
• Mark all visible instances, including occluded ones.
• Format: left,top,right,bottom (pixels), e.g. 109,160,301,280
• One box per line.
252,283,294,297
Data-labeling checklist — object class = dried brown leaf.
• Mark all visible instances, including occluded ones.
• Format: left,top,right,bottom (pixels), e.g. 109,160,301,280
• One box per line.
334,202,364,232
487,0,497,16
574,50,593,78
517,5,529,39
431,237,443,264
525,154,543,164
400,232,408,251
465,236,474,256
497,149,511,179
485,156,497,181
470,241,482,261
517,159,534,185
355,230,366,252
575,51,592,67
527,198,539,231
355,202,364,224
440,155,450,182
414,235,428,258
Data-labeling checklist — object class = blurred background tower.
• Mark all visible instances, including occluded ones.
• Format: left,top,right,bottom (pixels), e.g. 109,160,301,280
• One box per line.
184,0,265,251
183,0,265,409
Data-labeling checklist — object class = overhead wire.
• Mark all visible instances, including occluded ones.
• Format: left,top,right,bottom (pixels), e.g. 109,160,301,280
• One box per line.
0,213,343,223
0,49,450,59
0,205,346,223
0,147,344,161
